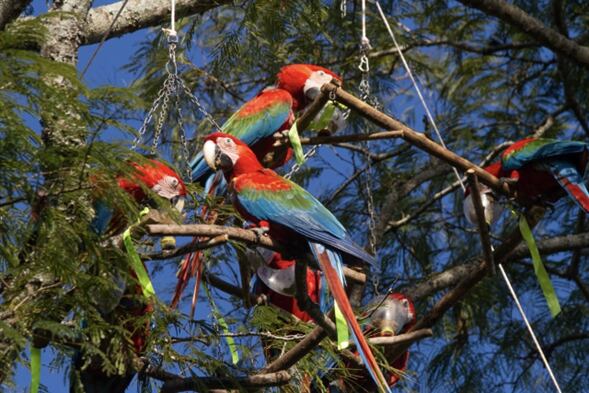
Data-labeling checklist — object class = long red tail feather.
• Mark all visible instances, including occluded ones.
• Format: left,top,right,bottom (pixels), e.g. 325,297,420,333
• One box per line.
316,252,390,392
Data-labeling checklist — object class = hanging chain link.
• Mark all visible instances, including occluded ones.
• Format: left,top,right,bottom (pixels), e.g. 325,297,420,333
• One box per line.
284,144,320,180
175,91,192,180
340,0,347,18
358,24,379,255
132,36,221,170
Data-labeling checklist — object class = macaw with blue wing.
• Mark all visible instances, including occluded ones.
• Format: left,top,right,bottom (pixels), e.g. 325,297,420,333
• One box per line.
72,159,186,393
173,64,343,316
464,137,589,225
201,132,392,393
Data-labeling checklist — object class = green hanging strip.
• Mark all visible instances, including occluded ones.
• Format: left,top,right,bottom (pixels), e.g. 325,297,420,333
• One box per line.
287,122,305,165
518,214,561,317
30,346,40,393
123,208,156,299
307,101,337,131
334,303,350,350
203,282,239,364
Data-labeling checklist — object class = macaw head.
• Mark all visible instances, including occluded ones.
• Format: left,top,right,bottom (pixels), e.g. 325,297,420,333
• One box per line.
367,293,416,336
118,159,187,214
202,133,261,176
463,161,504,226
276,64,341,109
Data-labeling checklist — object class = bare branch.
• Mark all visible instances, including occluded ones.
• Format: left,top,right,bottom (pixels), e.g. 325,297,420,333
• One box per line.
83,0,232,45
0,0,31,30
159,370,292,393
146,223,366,284
457,0,589,68
322,83,512,197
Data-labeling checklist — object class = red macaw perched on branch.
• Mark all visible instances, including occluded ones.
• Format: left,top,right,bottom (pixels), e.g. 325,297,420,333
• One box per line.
464,138,589,224
72,159,186,393
324,293,416,392
202,132,392,392
173,64,343,317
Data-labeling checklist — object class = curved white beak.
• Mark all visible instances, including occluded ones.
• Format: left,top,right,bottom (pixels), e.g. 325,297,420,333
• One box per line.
203,140,218,170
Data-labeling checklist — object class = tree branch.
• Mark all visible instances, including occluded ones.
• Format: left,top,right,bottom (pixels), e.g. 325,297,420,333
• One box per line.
159,370,292,393
83,0,232,45
0,0,31,30
322,83,512,197
146,223,367,284
457,0,589,68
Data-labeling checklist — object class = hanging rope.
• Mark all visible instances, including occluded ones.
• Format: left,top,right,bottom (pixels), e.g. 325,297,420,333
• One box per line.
373,0,465,192
80,0,131,78
498,263,563,393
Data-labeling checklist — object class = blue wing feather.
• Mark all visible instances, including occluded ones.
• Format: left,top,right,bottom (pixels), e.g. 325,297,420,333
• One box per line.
503,139,588,171
236,180,376,266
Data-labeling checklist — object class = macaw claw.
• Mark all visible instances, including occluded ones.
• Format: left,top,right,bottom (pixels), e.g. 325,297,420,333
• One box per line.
251,226,270,242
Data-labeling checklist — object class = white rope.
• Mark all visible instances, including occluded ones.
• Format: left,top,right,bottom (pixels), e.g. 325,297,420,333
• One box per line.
498,263,562,393
361,0,368,45
373,0,465,191
80,0,131,78
170,0,176,36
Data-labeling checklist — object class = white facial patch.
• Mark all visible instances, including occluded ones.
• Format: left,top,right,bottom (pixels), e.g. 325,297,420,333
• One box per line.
303,70,334,99
154,175,181,199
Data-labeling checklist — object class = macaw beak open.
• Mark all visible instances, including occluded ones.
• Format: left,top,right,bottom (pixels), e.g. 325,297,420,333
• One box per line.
203,140,233,172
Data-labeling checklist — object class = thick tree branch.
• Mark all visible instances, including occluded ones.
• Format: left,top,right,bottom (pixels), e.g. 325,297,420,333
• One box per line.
457,0,589,68
0,0,31,30
159,370,292,393
83,0,232,45
146,223,367,284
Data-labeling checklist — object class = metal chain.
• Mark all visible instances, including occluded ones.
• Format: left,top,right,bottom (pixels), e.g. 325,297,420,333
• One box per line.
174,93,192,180
284,145,320,180
340,0,347,18
357,8,379,255
133,38,222,155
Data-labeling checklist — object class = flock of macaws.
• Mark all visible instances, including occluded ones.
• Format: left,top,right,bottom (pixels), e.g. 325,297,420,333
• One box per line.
74,63,589,393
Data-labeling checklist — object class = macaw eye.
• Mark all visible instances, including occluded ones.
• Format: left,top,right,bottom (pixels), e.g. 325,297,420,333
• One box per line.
171,178,179,187
402,299,409,308
318,71,325,76
225,138,232,144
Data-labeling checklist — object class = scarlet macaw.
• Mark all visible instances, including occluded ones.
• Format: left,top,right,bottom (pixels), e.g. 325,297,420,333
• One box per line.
173,64,343,314
323,293,416,392
464,137,589,224
202,132,392,392
72,159,186,393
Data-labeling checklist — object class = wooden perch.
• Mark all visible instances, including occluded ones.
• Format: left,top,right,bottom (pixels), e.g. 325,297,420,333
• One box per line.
159,370,292,393
466,169,496,275
367,328,433,346
321,82,511,197
146,223,366,284
274,130,405,147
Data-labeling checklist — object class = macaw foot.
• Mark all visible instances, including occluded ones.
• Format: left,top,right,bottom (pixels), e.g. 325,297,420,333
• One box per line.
272,130,290,147
498,177,518,186
248,220,270,242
